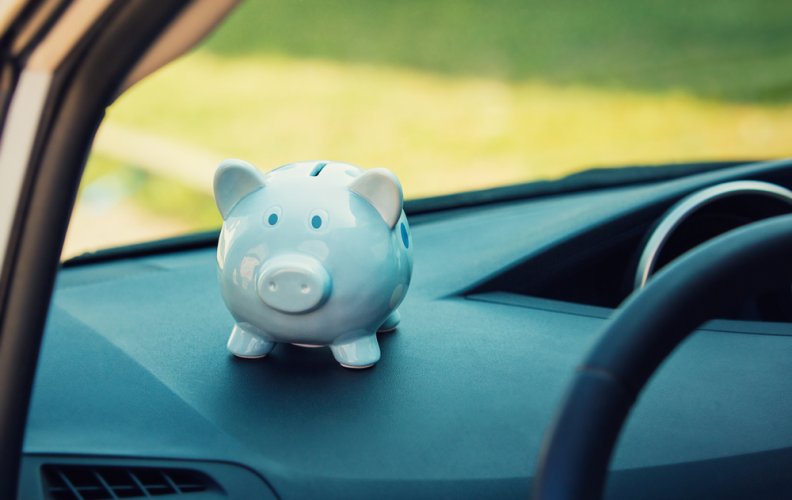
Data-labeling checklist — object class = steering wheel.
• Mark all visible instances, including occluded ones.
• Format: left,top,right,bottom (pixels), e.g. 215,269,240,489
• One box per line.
532,214,792,499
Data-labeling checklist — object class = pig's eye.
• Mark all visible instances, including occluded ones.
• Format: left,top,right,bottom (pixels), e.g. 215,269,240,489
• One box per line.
308,209,328,230
264,207,282,227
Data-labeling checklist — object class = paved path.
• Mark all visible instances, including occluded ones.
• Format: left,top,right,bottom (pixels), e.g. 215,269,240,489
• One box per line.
92,121,220,195
63,200,190,259
63,122,219,259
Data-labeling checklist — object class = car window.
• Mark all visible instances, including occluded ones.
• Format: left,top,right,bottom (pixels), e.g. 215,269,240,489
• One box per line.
63,0,792,259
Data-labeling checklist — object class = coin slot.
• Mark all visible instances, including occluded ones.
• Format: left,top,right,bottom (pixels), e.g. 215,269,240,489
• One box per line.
310,162,327,176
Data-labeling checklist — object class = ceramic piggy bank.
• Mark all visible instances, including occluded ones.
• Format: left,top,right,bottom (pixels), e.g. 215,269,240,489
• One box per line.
214,159,413,369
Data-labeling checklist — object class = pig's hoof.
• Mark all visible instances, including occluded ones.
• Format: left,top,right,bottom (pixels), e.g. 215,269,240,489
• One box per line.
331,335,380,369
227,324,275,358
377,310,401,333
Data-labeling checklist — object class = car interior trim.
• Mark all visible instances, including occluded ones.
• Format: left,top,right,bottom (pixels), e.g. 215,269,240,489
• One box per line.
0,68,51,269
634,180,792,289
26,0,112,72
0,2,189,497
0,0,111,274
7,0,66,57
0,0,26,37
118,0,238,96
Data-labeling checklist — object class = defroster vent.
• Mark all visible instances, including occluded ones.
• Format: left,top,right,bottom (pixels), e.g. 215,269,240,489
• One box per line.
42,464,215,499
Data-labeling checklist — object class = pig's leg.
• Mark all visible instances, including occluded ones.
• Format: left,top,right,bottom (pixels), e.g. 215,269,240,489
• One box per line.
330,333,380,369
227,323,275,359
377,309,401,333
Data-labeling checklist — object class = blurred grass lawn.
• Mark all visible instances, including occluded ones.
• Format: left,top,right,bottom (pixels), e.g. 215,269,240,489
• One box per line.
73,0,792,253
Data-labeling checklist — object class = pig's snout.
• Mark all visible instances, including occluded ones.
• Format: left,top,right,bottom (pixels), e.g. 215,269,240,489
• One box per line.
257,254,331,314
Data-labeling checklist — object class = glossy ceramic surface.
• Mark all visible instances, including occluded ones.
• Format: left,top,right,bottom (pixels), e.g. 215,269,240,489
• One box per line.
214,160,413,368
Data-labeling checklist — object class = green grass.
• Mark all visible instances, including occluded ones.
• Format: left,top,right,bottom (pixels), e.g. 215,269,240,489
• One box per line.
99,53,792,198
204,0,792,103
78,0,792,247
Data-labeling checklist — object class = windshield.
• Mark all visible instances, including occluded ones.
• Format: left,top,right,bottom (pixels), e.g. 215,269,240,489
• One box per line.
63,0,792,259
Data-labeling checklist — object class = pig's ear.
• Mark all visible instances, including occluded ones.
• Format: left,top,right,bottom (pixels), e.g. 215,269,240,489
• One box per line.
349,168,403,228
214,159,266,220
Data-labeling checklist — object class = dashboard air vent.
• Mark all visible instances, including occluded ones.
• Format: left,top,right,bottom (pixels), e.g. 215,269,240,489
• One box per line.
42,465,213,499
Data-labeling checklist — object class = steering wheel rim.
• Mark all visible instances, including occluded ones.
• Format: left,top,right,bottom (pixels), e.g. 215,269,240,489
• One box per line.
533,214,792,500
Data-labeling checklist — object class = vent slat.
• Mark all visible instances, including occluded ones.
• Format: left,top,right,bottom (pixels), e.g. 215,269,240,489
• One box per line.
42,465,211,499
56,470,86,499
91,470,118,499
159,471,180,494
125,471,151,498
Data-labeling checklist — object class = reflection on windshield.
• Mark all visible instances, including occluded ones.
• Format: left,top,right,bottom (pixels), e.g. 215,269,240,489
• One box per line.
64,0,792,258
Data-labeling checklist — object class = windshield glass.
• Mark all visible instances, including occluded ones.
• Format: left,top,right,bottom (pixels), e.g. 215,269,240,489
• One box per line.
63,0,792,259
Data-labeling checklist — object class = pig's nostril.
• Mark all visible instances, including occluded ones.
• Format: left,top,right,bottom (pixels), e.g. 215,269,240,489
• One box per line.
301,284,310,293
269,281,277,292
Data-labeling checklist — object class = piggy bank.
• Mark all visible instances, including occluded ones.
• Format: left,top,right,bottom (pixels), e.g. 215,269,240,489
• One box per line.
214,159,413,368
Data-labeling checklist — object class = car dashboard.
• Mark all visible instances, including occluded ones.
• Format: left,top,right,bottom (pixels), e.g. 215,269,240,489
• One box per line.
21,160,792,499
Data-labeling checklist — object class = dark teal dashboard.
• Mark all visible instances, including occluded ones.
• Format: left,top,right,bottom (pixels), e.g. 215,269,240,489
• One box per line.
22,160,792,499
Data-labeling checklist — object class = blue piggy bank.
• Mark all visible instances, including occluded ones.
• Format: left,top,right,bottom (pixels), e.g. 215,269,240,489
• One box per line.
214,160,413,369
